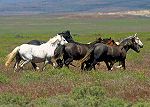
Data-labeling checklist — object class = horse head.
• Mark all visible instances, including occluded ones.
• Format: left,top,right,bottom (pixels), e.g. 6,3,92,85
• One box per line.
126,34,143,53
58,30,74,43
57,34,68,45
133,33,143,48
121,36,141,53
130,37,141,53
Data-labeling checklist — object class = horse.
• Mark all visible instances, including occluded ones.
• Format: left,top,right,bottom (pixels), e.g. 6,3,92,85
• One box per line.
81,38,117,70
53,37,116,69
14,30,74,70
5,34,68,72
115,33,143,68
81,34,143,71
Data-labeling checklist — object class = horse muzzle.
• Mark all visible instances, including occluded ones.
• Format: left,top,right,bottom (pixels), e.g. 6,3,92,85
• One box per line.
140,45,143,48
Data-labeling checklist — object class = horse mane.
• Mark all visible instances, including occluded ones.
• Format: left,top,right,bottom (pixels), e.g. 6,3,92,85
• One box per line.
118,35,134,45
47,34,61,44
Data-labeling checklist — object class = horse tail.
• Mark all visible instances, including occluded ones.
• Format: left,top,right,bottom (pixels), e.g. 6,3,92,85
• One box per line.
5,46,20,67
81,47,94,64
54,45,65,59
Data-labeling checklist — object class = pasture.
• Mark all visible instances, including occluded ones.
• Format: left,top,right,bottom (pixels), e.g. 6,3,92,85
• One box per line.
0,15,150,107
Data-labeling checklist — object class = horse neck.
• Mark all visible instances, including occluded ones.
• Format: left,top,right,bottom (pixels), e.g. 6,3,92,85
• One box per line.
119,40,132,52
67,39,75,43
47,38,60,47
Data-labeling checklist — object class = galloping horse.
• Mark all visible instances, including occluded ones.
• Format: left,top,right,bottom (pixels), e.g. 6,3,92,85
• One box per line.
115,33,143,68
54,37,116,69
81,35,143,71
14,30,74,70
81,38,117,70
5,34,68,72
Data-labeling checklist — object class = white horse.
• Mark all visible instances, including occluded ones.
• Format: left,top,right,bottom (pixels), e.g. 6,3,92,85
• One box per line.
5,34,68,71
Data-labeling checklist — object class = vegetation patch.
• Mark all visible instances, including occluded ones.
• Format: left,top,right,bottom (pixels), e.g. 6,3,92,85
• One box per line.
0,73,10,84
28,85,129,107
19,71,42,85
0,93,29,107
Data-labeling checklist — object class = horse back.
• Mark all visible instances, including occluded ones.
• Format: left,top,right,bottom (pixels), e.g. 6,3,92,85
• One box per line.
106,45,127,60
93,43,123,61
65,43,88,60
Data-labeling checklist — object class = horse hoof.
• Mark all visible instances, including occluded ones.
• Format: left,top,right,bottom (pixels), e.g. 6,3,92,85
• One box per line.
35,67,40,70
115,65,122,68
14,68,20,72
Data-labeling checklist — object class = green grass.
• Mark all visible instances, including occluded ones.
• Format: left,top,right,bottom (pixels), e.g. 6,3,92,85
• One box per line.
0,93,29,107
19,68,80,85
0,73,10,84
27,85,131,107
0,15,150,106
0,15,150,35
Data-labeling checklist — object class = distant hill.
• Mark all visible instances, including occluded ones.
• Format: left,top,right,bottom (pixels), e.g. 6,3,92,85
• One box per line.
0,0,150,15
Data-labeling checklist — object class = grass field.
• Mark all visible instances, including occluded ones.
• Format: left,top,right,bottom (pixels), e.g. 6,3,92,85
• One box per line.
0,15,150,107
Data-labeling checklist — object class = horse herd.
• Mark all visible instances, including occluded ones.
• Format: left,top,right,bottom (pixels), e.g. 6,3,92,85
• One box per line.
5,30,143,72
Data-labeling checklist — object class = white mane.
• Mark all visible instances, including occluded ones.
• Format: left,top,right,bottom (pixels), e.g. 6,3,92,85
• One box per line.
116,35,135,45
47,34,61,43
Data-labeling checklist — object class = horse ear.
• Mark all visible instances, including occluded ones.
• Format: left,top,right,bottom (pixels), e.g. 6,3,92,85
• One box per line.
111,40,116,44
98,37,102,41
109,37,111,39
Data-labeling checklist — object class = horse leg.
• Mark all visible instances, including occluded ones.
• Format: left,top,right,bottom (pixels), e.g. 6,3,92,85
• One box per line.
64,57,73,68
42,60,49,71
13,56,21,72
90,59,97,71
56,59,63,68
85,62,93,71
81,61,89,70
51,57,64,69
109,61,115,71
83,58,96,71
63,54,72,68
115,61,122,68
81,62,85,70
17,60,30,71
121,60,126,70
13,52,21,68
104,61,111,71
31,62,39,71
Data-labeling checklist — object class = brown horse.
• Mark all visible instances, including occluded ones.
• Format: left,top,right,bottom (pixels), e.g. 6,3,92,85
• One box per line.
54,37,117,69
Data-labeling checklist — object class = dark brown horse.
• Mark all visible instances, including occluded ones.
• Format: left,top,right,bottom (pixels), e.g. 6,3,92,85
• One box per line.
81,38,117,70
81,35,143,71
54,37,116,69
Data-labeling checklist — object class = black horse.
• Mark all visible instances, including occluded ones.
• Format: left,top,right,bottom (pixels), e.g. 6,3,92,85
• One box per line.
54,37,116,69
81,35,143,71
14,30,75,70
27,30,75,45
